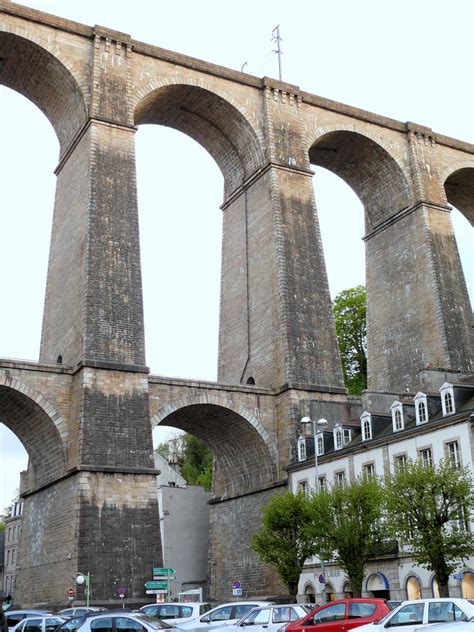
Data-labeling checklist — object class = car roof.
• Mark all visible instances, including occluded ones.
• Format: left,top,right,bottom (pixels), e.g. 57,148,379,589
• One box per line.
7,611,55,615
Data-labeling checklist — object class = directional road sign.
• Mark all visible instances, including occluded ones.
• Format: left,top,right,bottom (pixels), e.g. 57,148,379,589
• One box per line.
145,580,168,589
153,567,175,575
146,589,168,595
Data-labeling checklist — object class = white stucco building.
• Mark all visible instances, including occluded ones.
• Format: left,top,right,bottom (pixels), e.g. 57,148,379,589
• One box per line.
287,380,474,604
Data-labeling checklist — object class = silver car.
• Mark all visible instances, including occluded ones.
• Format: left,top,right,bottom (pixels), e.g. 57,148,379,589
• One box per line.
213,605,310,632
57,612,180,632
12,616,66,632
178,603,275,632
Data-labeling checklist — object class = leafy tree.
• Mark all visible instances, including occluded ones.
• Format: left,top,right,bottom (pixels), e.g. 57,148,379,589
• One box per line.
251,491,319,600
310,476,387,596
155,433,213,490
332,285,367,394
385,459,473,597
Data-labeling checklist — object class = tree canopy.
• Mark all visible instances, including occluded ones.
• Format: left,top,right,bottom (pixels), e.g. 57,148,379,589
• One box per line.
251,491,320,600
155,433,213,491
384,458,473,597
332,285,367,394
310,476,386,596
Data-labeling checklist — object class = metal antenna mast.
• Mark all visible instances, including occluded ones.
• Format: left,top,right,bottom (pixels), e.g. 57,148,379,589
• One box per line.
271,25,283,81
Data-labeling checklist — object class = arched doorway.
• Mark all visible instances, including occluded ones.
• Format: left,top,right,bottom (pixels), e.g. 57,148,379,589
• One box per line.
406,576,422,600
366,572,390,600
304,582,316,604
461,572,474,599
343,581,353,598
325,583,335,602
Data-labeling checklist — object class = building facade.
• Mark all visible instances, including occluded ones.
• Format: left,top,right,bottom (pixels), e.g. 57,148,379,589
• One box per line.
2,500,23,599
288,380,474,603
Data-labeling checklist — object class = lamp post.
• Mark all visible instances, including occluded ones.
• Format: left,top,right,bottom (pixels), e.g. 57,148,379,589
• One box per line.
76,572,91,607
301,416,328,604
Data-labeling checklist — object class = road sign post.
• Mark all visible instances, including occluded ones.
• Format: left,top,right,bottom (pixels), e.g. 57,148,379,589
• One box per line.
149,568,175,600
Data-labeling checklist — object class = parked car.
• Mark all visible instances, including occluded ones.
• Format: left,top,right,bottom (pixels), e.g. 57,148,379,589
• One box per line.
56,612,181,632
285,599,390,632
353,598,474,632
214,604,310,632
415,619,474,632
11,615,65,632
58,609,107,619
178,603,275,632
139,604,211,624
6,612,56,631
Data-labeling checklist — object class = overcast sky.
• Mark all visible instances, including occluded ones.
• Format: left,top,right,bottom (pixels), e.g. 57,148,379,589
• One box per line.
0,0,473,510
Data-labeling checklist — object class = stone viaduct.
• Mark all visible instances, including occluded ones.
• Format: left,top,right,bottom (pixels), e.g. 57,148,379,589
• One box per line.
0,0,472,608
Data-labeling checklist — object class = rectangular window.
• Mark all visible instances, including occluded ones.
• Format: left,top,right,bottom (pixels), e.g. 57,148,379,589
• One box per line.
343,428,351,444
394,454,407,473
298,480,308,495
419,448,433,467
447,441,461,469
363,463,375,479
335,471,346,487
318,476,327,491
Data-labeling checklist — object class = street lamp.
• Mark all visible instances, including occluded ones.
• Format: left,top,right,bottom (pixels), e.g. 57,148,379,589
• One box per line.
76,572,91,607
301,416,328,604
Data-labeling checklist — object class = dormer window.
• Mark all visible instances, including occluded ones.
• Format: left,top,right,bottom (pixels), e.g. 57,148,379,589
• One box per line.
297,436,307,462
414,392,428,425
439,383,455,416
316,433,324,456
334,425,351,450
360,412,372,441
391,400,404,432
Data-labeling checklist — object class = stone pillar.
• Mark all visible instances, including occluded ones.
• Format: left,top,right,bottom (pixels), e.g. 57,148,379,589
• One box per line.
366,201,472,393
218,80,344,390
18,28,162,608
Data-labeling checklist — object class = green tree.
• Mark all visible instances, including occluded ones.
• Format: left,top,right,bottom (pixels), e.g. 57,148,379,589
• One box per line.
385,458,473,597
155,433,213,490
332,285,367,394
310,476,387,596
251,491,319,600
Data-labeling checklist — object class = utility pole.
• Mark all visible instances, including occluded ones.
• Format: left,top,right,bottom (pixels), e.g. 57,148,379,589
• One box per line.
271,25,283,81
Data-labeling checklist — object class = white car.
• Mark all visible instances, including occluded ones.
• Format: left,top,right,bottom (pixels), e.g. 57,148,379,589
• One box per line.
12,616,66,632
353,598,474,632
213,605,310,632
139,603,211,624
415,622,473,632
62,612,181,632
178,602,275,632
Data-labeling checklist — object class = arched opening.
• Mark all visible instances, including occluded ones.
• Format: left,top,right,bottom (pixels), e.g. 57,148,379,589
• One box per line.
366,572,390,600
444,167,474,307
152,402,277,498
343,581,353,598
0,384,67,490
461,571,474,599
406,575,422,600
304,582,316,604
134,84,264,382
325,582,335,602
310,131,411,232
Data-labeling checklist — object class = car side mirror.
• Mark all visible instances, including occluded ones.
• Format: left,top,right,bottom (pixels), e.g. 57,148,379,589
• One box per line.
201,617,210,623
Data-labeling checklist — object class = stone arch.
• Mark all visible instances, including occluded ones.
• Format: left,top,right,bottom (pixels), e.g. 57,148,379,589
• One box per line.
133,80,265,197
0,28,88,152
152,395,277,497
308,126,412,231
0,376,67,490
442,162,474,225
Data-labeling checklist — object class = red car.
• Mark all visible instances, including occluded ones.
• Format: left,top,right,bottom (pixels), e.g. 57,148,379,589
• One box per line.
283,599,390,632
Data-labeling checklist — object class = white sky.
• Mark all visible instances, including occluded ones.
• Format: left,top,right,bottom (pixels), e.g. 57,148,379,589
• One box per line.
0,0,473,510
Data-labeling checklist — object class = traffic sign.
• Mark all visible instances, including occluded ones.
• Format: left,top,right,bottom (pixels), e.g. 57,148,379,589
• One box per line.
67,588,75,596
233,580,241,589
146,589,168,595
145,580,168,589
232,588,242,596
318,575,325,584
153,567,175,575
